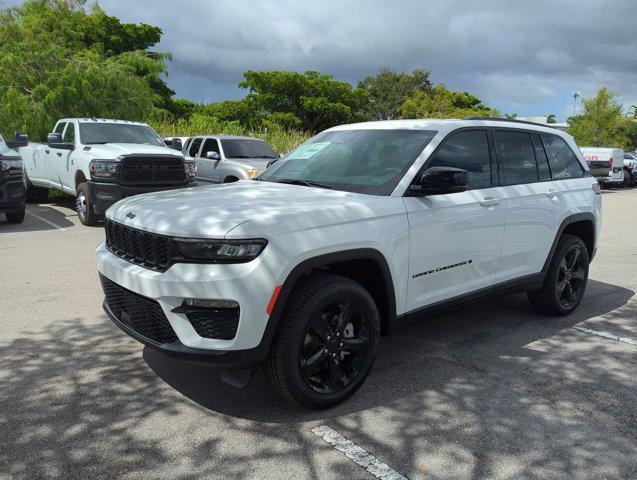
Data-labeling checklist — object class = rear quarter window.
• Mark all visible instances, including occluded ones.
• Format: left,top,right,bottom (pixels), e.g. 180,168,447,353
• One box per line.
542,134,585,179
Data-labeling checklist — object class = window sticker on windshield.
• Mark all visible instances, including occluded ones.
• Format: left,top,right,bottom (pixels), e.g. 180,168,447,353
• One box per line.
287,142,330,159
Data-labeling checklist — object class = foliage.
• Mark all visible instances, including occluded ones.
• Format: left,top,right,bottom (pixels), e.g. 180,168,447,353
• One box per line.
546,114,557,124
151,113,310,154
567,87,633,149
357,68,432,120
397,84,497,119
0,0,171,139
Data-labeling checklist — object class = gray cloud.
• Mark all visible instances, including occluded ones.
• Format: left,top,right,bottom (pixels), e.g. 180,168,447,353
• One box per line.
98,0,637,120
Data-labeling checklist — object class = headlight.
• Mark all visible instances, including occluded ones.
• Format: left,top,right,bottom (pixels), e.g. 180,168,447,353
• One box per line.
245,168,263,179
173,238,267,263
0,158,22,175
89,160,119,178
184,161,197,177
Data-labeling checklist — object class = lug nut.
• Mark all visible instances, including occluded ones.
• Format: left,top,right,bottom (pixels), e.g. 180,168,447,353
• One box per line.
327,336,331,341
324,349,328,354
332,353,337,358
339,343,343,347
336,332,340,337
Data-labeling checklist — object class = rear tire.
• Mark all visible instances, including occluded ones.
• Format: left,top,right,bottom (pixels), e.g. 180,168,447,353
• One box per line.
528,234,589,316
265,273,380,409
624,171,633,188
6,205,25,223
76,182,98,226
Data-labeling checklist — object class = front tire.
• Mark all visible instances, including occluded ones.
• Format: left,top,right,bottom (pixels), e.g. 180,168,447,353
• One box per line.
76,182,98,226
6,205,25,223
624,171,633,188
265,273,380,409
528,234,589,316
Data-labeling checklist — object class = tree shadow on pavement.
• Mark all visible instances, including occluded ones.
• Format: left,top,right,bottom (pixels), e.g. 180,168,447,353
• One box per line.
1,279,635,479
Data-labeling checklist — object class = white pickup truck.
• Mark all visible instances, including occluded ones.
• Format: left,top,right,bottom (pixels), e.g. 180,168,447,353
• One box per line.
20,118,197,225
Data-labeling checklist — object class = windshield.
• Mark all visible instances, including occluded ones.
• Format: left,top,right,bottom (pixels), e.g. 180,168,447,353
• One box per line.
221,139,277,158
258,129,436,195
79,123,164,146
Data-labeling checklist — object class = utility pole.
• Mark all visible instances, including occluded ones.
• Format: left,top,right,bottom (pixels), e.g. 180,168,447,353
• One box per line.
572,90,581,116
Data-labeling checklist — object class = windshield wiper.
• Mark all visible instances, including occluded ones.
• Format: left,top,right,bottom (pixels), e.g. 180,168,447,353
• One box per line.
274,178,333,189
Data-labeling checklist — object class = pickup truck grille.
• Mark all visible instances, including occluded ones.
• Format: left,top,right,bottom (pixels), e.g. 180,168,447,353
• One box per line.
119,156,185,184
105,219,171,271
101,275,178,344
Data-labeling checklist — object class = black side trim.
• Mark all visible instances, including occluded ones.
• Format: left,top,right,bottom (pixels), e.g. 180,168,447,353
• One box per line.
541,212,596,271
391,273,545,332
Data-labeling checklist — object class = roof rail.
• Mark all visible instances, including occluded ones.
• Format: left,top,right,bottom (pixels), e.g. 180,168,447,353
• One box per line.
463,116,551,127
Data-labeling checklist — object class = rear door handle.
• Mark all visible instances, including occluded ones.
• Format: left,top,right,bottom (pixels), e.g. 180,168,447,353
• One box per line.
545,189,561,198
45,150,50,154
56,152,62,157
479,197,500,208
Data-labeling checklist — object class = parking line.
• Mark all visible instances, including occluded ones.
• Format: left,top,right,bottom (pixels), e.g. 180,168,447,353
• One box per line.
574,326,637,346
311,425,407,480
26,211,67,231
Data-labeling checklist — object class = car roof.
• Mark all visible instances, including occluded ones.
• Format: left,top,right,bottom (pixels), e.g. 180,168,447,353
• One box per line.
59,118,149,126
326,118,573,139
190,134,264,141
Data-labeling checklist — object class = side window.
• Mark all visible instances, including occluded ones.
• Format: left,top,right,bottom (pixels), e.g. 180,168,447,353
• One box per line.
493,130,539,185
427,130,492,190
188,137,203,157
54,122,66,134
201,138,220,157
542,134,584,179
531,133,551,181
63,123,75,143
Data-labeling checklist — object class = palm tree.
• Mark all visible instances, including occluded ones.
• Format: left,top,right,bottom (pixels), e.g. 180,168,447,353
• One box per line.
546,114,557,124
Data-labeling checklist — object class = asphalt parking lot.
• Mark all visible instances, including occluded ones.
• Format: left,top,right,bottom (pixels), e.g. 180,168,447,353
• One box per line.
1,189,635,480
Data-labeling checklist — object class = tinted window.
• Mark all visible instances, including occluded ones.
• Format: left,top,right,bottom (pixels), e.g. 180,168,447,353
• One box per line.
493,130,538,185
188,138,203,157
54,122,66,134
201,138,220,157
531,134,551,180
427,130,491,190
63,123,75,143
259,129,436,195
543,135,584,179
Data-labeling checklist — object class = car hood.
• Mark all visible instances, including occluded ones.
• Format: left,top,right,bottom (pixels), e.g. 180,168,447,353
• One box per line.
84,143,183,160
106,180,395,238
226,157,271,169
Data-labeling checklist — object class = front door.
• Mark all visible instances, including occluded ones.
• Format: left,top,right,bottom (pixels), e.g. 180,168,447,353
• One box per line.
199,138,222,183
405,129,506,311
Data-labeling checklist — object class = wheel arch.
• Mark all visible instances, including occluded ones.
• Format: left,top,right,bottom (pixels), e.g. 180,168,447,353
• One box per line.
543,213,596,271
75,169,87,190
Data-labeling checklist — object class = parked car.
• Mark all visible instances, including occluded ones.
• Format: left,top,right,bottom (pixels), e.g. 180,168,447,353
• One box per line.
580,147,624,187
0,132,29,223
183,135,278,183
622,152,637,187
19,118,196,226
97,118,601,409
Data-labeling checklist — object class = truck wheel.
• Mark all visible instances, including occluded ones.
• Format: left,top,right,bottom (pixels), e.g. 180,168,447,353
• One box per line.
35,187,49,203
6,205,25,224
24,175,37,203
624,171,633,188
76,182,98,226
265,273,380,409
527,234,589,316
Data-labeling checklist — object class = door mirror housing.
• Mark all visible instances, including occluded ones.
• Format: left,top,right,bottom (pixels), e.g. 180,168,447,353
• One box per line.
5,131,28,149
409,166,469,196
206,151,220,160
47,132,74,150
170,138,182,151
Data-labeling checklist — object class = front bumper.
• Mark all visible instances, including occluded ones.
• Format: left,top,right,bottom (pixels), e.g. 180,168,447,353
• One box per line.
0,175,25,213
87,179,197,216
96,242,278,368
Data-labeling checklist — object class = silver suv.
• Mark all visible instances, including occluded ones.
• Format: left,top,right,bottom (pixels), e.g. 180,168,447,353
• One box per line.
183,135,279,183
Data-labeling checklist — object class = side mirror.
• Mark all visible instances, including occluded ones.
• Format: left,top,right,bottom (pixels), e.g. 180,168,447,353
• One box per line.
205,151,220,160
409,166,469,196
170,138,182,151
5,131,28,149
47,132,74,150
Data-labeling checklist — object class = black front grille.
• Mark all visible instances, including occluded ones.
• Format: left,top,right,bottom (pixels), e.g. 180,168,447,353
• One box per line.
105,219,171,271
101,275,178,344
120,156,185,184
186,308,240,340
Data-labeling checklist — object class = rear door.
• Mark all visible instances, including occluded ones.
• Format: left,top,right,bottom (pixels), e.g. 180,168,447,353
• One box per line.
493,129,562,284
405,129,506,309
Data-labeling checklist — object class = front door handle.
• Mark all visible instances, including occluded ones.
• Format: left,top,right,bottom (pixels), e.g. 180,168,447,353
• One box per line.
56,152,62,157
45,150,50,154
480,197,500,208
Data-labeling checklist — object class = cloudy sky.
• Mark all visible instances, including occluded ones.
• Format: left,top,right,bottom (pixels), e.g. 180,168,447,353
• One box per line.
14,0,637,120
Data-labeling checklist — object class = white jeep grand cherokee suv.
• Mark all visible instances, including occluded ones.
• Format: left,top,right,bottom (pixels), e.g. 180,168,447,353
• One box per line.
96,118,601,409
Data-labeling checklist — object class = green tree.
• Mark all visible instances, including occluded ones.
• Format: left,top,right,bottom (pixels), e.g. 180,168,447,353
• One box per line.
567,87,631,149
232,70,368,132
397,84,496,119
0,0,171,139
358,68,432,120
